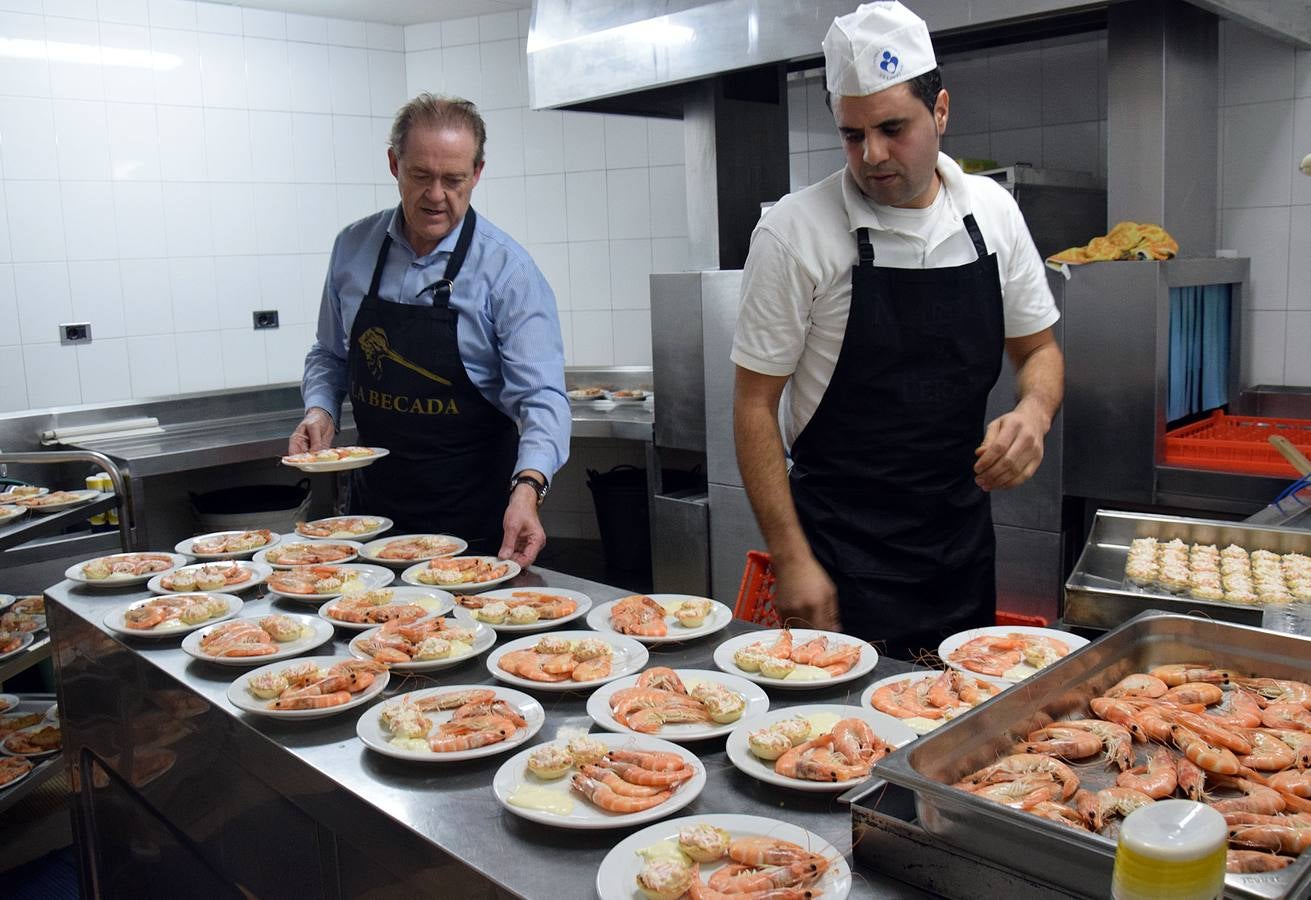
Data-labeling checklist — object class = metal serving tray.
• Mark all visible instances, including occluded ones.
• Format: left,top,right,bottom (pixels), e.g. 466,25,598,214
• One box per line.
872,611,1311,900
1063,509,1311,630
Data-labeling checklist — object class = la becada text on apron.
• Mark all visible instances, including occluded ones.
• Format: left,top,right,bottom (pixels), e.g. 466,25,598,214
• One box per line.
788,211,1005,658
346,208,519,549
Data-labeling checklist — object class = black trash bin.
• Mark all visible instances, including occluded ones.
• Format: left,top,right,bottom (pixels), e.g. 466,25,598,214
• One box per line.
586,465,704,574
190,479,311,535
587,465,650,573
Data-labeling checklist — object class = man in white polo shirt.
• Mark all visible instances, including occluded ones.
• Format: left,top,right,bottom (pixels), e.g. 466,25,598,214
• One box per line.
732,1,1064,659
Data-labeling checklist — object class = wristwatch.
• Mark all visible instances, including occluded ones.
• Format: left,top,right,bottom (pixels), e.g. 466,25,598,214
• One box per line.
509,473,549,506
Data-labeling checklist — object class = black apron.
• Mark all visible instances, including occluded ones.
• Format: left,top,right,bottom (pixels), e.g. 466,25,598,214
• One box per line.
346,209,519,551
789,212,1005,660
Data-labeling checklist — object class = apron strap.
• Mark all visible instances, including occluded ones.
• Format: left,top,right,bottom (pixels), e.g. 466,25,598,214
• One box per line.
366,234,393,300
856,227,875,265
962,213,988,257
424,207,479,310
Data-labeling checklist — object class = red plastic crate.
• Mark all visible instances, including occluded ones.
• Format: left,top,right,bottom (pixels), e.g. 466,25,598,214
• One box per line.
733,550,784,628
1163,411,1311,477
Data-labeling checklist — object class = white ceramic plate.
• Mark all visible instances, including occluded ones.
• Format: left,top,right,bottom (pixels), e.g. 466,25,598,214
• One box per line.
0,596,14,613
254,539,362,569
180,614,333,666
147,561,272,595
567,388,606,402
938,625,1090,685
0,722,62,758
17,489,100,513
487,631,649,692
712,629,879,690
451,587,592,633
724,703,916,793
317,586,454,631
0,506,25,525
586,669,769,742
400,556,521,593
604,390,649,402
294,516,393,542
0,487,46,502
358,533,468,566
0,694,17,713
0,756,34,791
858,671,1003,735
175,530,281,561
104,593,243,639
264,563,394,601
586,595,733,645
0,633,34,662
66,552,190,588
226,655,390,720
356,684,545,762
348,619,495,672
281,447,390,473
596,813,852,900
493,732,704,831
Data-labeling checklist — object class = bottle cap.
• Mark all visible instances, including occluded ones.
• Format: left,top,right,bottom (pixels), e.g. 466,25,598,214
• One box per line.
1112,800,1226,899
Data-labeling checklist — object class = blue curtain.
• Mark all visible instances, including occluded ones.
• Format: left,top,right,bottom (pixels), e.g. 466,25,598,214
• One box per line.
1168,284,1231,423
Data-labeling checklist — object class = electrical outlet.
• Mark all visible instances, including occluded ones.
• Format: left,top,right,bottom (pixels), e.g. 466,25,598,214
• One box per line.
60,322,92,345
253,310,279,330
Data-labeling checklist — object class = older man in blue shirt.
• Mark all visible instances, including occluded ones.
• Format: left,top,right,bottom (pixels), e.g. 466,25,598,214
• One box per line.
291,94,569,567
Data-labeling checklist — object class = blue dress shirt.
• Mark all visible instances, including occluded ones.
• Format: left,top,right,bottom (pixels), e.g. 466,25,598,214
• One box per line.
302,206,571,480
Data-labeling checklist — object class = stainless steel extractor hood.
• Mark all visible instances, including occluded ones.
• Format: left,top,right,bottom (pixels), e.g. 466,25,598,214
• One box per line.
526,0,1310,111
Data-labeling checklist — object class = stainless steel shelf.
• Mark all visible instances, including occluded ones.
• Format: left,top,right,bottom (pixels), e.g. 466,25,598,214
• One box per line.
0,494,118,558
0,695,62,817
0,634,51,684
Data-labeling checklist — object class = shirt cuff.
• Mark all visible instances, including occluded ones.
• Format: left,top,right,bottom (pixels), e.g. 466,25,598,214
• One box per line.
303,393,341,427
513,451,559,483
730,348,796,378
1004,307,1061,340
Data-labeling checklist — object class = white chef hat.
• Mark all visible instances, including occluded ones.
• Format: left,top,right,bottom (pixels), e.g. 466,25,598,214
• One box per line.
823,2,937,97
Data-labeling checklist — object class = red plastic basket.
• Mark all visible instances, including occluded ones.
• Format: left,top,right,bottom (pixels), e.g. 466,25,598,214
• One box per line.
994,611,1049,627
736,550,1049,629
733,550,784,628
1164,411,1311,477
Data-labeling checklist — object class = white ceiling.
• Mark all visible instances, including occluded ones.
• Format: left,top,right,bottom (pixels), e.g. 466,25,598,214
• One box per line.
207,0,531,26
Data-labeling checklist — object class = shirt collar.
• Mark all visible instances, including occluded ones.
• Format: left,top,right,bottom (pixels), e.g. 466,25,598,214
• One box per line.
386,206,467,263
841,151,974,237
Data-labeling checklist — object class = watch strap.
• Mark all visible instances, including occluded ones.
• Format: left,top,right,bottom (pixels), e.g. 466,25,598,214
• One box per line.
510,473,548,505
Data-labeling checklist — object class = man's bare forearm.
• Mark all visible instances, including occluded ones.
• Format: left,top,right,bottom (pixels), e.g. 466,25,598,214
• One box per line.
733,369,813,566
1013,340,1064,430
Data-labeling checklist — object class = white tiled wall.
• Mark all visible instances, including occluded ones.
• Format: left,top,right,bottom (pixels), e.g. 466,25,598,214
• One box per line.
787,32,1108,194
403,11,690,371
1217,21,1311,388
0,0,409,412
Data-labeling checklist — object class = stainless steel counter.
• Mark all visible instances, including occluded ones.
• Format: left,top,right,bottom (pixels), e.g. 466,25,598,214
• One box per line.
72,403,652,478
48,568,925,899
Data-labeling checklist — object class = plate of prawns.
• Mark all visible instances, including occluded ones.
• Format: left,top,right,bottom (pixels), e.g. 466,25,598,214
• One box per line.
226,655,390,720
357,685,545,762
493,732,706,830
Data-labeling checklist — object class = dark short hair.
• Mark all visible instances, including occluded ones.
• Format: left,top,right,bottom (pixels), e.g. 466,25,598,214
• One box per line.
389,93,487,167
905,68,943,113
824,67,944,114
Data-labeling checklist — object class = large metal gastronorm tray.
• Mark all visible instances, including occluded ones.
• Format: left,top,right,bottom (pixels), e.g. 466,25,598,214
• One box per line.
1063,509,1311,630
873,611,1311,900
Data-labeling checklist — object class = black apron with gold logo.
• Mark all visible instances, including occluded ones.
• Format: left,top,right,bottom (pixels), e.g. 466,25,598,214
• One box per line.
346,209,519,550
788,213,1005,660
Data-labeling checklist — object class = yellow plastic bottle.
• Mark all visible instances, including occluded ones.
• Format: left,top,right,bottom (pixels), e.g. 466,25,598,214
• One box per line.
1112,800,1226,899
86,475,106,527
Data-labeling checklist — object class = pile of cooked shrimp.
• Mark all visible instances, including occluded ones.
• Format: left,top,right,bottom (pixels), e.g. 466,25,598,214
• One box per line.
954,663,1311,874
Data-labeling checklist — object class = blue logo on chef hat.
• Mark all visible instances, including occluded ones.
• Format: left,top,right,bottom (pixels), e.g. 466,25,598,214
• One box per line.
879,48,900,76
